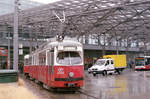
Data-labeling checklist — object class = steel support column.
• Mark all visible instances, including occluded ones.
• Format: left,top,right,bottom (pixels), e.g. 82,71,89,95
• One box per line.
8,32,10,69
13,0,19,70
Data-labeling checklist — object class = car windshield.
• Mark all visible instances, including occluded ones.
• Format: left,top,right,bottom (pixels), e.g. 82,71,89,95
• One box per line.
95,60,105,66
57,51,82,65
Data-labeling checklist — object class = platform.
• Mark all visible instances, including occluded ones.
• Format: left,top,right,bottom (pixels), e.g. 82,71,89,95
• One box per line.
0,70,18,83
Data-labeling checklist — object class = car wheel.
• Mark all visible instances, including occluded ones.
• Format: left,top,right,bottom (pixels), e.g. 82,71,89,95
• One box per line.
109,73,113,75
93,73,96,76
116,69,120,75
103,70,107,76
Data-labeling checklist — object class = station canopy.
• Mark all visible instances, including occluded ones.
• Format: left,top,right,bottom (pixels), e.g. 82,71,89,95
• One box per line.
0,0,150,45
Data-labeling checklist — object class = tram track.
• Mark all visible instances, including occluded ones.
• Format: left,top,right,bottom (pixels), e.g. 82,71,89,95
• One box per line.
21,75,99,99
77,88,99,99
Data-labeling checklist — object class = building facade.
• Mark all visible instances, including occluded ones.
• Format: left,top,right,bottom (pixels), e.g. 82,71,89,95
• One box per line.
0,0,42,15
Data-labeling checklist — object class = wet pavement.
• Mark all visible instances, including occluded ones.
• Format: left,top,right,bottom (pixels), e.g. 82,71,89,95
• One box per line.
22,69,150,99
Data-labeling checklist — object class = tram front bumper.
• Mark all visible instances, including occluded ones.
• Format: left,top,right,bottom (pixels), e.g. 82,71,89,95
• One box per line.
53,77,84,88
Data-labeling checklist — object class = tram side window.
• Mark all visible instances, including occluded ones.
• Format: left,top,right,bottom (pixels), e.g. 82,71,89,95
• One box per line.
24,59,29,65
47,49,54,66
35,54,38,65
29,57,32,66
33,55,36,65
32,56,34,65
145,58,150,65
39,51,46,65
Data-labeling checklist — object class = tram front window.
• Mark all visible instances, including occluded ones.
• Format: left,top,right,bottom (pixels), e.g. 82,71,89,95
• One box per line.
135,59,144,66
57,51,82,65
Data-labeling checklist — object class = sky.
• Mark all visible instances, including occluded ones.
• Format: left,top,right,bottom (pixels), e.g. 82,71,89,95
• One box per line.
31,0,61,4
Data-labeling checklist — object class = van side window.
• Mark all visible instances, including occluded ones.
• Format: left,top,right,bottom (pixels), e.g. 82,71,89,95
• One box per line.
111,60,114,64
105,60,109,66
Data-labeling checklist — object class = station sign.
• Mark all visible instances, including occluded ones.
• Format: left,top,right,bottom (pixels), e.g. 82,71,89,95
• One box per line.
19,49,23,55
0,50,7,56
19,44,23,49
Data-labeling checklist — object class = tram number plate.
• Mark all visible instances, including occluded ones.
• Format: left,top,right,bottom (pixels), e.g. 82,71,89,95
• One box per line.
68,83,75,87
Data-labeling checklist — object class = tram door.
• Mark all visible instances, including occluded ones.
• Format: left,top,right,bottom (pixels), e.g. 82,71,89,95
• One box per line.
47,49,54,83
0,56,7,69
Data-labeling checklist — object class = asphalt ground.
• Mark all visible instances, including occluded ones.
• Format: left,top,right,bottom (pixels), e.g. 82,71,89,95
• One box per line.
21,69,150,99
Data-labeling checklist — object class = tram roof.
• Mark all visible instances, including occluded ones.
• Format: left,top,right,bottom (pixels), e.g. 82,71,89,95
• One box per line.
24,54,30,59
48,39,82,47
31,39,82,54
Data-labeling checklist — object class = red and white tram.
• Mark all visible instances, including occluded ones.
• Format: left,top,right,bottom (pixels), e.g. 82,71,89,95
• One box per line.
24,38,84,90
24,54,30,76
135,56,150,70
0,48,8,69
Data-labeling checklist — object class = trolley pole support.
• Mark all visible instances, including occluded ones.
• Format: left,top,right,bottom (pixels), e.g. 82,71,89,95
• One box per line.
53,11,65,36
13,0,19,70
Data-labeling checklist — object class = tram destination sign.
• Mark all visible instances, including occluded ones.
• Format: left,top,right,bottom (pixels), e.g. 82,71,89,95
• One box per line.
64,46,77,51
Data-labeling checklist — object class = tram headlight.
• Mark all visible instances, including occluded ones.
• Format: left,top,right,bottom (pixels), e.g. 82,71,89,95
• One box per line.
69,72,74,78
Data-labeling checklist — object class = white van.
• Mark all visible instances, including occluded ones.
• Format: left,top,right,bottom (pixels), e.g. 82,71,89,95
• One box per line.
88,59,115,76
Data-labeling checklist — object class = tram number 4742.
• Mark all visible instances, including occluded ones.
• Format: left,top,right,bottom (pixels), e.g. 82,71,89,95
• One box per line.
57,68,64,74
